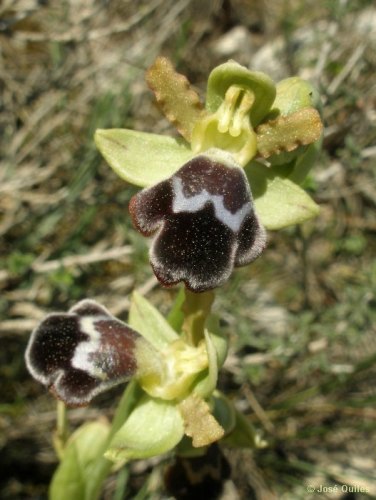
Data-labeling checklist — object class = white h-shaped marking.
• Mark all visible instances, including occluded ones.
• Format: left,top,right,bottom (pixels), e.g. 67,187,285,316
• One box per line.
72,316,107,380
172,176,251,233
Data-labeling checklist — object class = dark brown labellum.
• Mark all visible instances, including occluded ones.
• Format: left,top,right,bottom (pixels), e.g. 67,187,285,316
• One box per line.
129,153,266,292
25,300,140,407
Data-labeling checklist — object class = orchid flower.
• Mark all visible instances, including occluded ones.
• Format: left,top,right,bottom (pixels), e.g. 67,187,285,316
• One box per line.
95,58,323,292
25,292,232,463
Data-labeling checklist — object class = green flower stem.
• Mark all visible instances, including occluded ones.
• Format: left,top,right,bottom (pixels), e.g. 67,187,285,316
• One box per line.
53,401,68,460
182,289,215,346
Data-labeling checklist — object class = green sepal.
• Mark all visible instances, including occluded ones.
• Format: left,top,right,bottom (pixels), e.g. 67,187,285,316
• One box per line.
206,60,276,126
49,420,111,500
272,76,321,116
95,128,193,187
246,161,320,229
129,291,178,350
105,396,184,462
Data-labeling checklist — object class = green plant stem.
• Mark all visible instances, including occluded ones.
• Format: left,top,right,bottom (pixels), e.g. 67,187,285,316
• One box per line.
85,381,143,500
182,289,215,346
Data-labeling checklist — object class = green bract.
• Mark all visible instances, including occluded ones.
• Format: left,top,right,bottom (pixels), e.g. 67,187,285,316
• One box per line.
95,57,323,230
105,396,185,462
50,421,111,500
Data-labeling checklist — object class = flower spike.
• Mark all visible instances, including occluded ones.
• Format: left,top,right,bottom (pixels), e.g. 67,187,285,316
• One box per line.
129,149,266,292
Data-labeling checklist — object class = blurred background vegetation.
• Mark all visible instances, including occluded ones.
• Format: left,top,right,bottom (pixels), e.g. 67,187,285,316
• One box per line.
1,0,375,498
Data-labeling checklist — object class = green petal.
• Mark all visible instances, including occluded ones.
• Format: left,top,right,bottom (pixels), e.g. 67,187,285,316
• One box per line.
95,128,193,187
206,60,276,126
50,421,110,500
246,161,320,229
263,77,323,174
129,291,178,351
256,108,323,159
146,57,205,142
105,396,184,462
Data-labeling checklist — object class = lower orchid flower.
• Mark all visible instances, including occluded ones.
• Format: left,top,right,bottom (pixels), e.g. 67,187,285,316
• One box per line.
25,293,229,461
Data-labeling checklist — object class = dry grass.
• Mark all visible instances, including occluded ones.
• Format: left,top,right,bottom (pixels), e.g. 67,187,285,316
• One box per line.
1,0,375,498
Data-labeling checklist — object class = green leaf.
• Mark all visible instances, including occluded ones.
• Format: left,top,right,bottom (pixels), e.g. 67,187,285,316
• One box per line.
246,161,320,229
6,251,35,276
50,421,110,500
206,61,276,126
129,291,178,350
95,128,193,187
105,396,184,462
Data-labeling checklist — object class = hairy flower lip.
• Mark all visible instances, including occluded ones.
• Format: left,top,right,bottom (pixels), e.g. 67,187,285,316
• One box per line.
150,258,218,294
129,151,266,293
24,299,151,407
